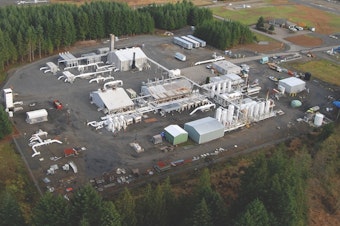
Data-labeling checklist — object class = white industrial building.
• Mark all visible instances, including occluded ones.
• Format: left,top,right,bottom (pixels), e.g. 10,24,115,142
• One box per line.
81,52,102,64
58,52,79,68
278,77,306,94
141,78,193,103
212,60,241,75
184,117,224,144
90,87,134,114
164,125,188,145
26,109,48,124
107,47,148,71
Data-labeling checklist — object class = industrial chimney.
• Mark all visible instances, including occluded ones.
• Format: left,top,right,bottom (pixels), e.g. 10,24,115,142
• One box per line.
110,34,115,51
131,52,136,69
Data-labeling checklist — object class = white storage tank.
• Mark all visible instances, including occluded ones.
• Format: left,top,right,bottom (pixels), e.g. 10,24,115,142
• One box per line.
216,83,221,94
314,112,324,127
222,109,228,125
227,105,234,122
215,108,222,122
254,103,260,117
265,100,270,114
259,102,265,116
222,82,227,93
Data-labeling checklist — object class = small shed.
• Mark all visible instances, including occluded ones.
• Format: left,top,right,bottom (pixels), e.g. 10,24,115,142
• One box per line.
278,77,306,94
184,117,224,144
164,125,188,145
26,109,48,124
152,134,163,144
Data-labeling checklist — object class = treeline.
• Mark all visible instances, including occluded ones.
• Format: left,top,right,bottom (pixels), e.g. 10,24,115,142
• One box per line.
0,106,12,139
138,0,213,30
194,20,254,50
0,1,212,72
0,147,311,226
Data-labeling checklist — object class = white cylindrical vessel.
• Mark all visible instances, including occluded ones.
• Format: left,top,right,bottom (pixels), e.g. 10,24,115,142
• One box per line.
215,108,222,122
227,105,234,122
314,112,324,127
249,104,255,119
227,80,232,93
216,83,221,94
222,82,227,93
259,102,265,116
222,109,228,125
254,103,260,117
265,100,270,114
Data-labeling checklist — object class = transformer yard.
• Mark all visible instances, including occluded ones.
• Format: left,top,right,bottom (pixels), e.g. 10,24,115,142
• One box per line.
2,30,339,196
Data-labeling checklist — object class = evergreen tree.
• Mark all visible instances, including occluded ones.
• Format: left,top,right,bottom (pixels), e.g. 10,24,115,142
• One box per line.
234,198,271,226
31,192,70,226
0,191,26,226
100,201,121,226
0,105,12,139
192,198,213,226
115,188,137,226
256,16,265,30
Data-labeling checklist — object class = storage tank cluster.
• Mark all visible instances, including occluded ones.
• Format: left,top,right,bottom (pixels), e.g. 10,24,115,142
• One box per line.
105,115,142,132
210,80,232,98
215,105,235,126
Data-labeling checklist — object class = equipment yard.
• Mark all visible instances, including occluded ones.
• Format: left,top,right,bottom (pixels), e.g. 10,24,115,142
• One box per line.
3,25,340,196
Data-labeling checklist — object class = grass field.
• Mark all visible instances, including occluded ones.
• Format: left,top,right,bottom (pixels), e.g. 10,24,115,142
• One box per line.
211,4,340,34
288,60,340,86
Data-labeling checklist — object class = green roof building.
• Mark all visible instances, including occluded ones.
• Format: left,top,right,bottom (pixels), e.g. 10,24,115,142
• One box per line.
164,125,188,145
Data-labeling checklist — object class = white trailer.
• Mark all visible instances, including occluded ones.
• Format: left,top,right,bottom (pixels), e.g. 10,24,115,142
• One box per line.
187,35,206,47
180,36,200,48
174,52,186,62
3,88,14,109
26,109,48,124
173,37,193,50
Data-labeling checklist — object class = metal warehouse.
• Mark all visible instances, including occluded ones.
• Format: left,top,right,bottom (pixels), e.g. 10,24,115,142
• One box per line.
90,88,134,114
164,125,188,145
184,117,224,144
107,47,148,71
278,77,306,94
212,60,241,75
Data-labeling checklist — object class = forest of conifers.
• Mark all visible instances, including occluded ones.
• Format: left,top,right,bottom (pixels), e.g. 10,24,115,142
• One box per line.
0,0,254,72
0,145,312,226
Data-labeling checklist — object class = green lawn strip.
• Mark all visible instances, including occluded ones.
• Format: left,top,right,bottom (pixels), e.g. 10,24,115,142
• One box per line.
211,5,340,32
288,60,340,86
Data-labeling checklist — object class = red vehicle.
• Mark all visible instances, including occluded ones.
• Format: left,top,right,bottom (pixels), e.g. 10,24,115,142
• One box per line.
53,100,63,110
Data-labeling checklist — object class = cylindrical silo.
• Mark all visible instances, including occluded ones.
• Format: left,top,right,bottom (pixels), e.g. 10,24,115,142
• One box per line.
216,83,221,94
314,112,324,127
249,104,255,118
222,109,228,125
227,80,232,93
265,100,270,114
215,108,222,122
254,103,260,117
259,102,265,116
222,81,227,93
227,105,234,122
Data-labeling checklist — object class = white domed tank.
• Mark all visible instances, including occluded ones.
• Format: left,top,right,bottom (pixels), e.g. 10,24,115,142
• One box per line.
259,102,265,115
222,82,227,93
314,112,324,127
254,103,260,117
216,83,221,94
227,80,232,92
215,107,222,122
249,104,255,118
265,100,270,114
222,109,228,125
227,105,234,122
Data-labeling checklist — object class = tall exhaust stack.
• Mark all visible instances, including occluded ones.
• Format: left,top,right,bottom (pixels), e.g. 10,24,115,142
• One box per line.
131,52,136,69
110,34,115,51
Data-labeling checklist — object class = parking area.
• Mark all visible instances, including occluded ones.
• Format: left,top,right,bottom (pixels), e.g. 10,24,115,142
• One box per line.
3,27,339,195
